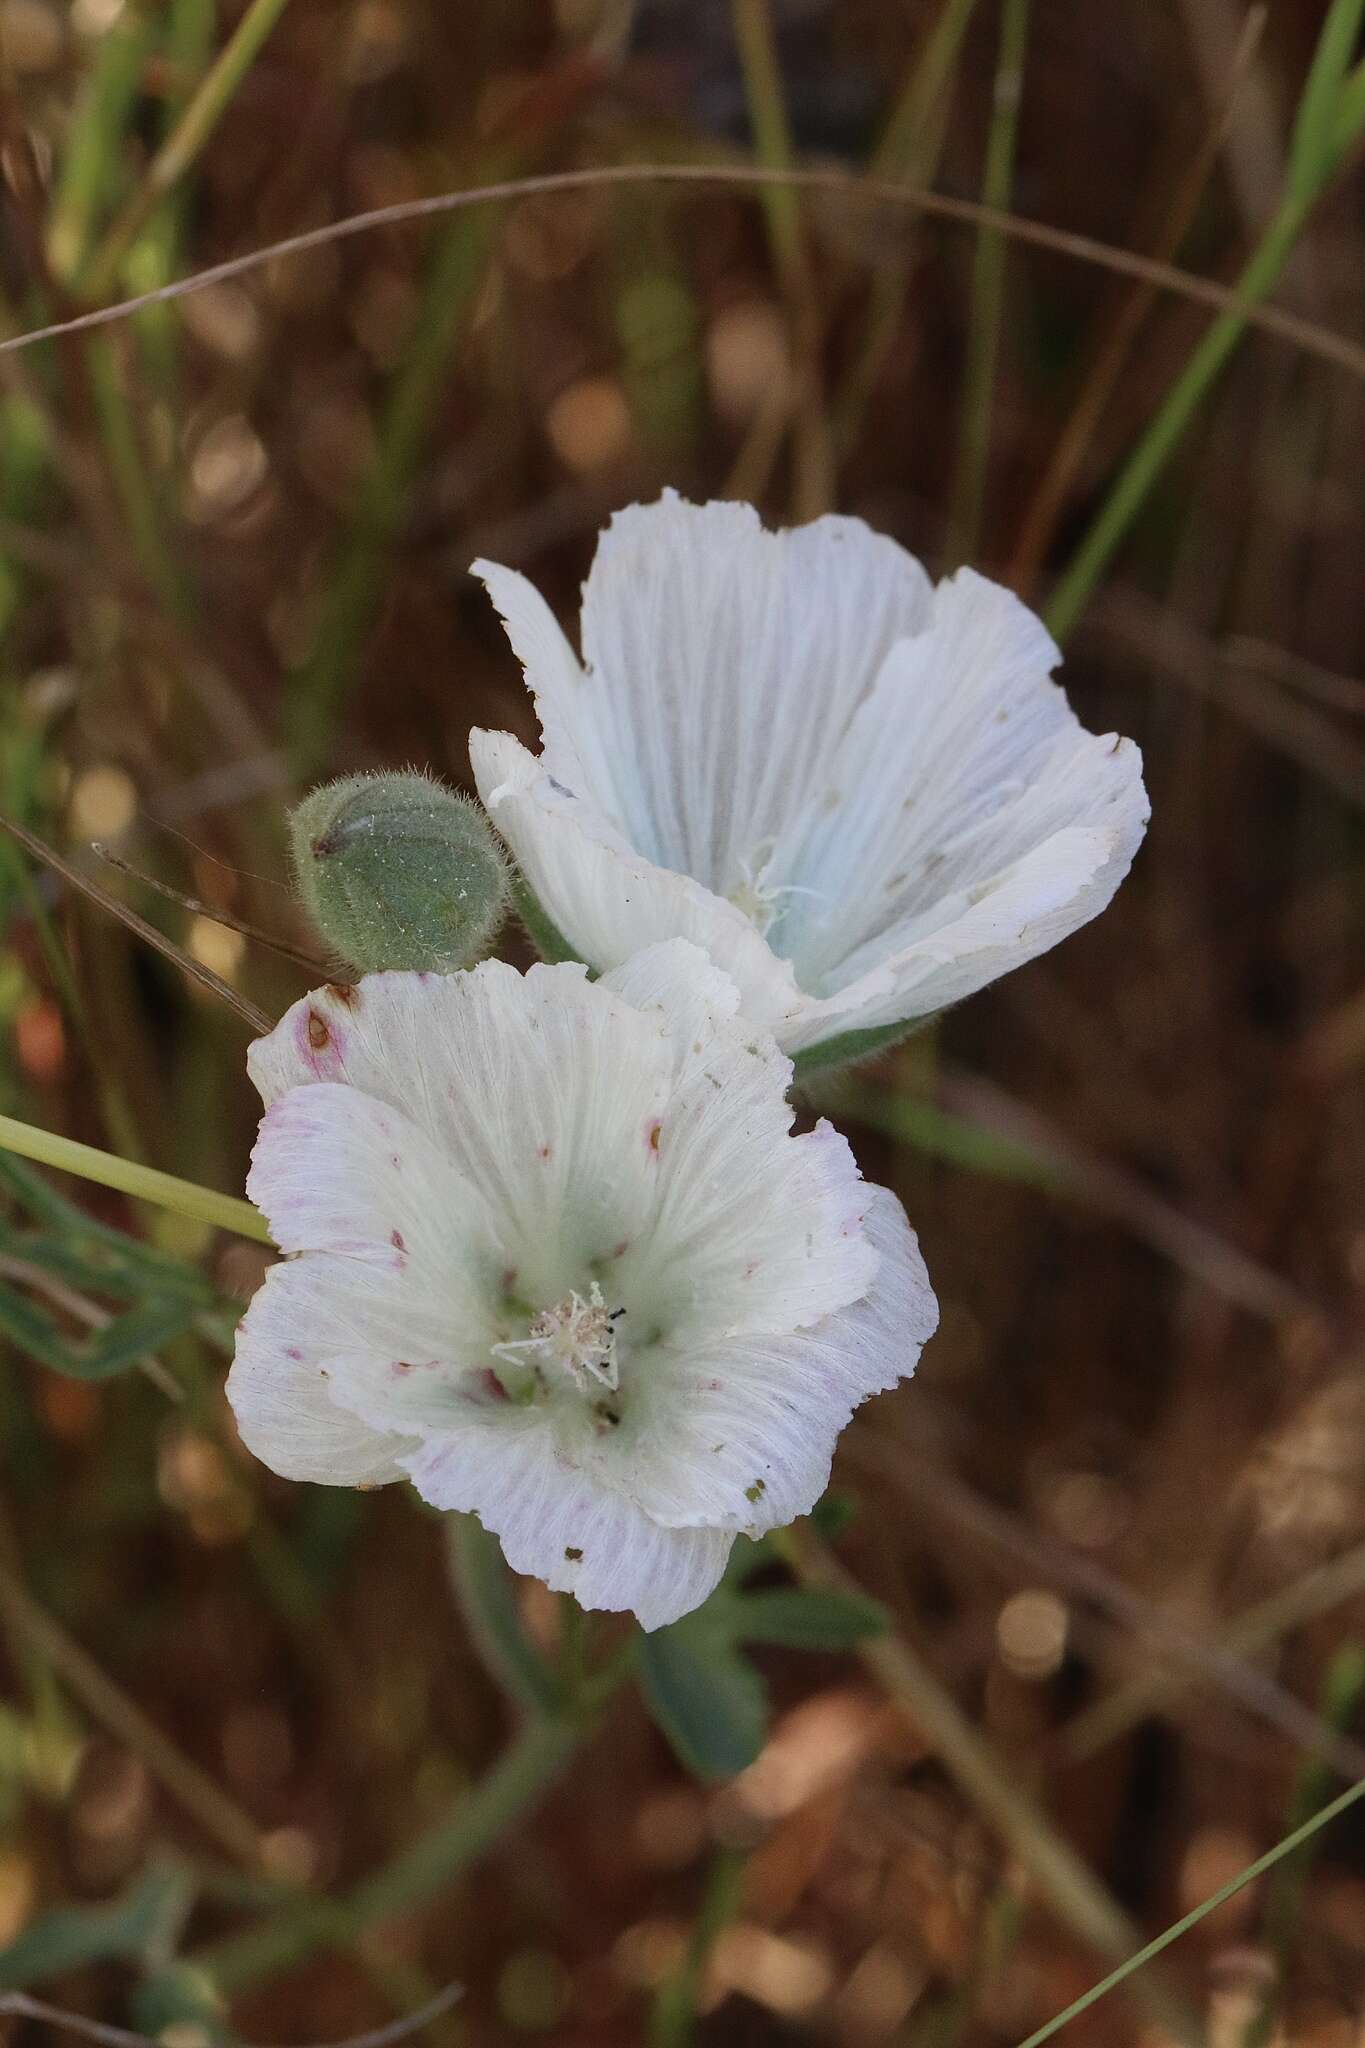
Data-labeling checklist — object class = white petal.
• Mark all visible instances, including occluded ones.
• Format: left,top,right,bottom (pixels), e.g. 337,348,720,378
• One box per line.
572,493,934,890
604,945,876,1341
784,818,1143,1054
472,728,801,1037
248,964,677,1302
469,560,629,826
599,937,743,1048
772,567,1149,1011
628,1187,937,1531
228,1253,454,1486
247,1081,491,1298
404,1415,733,1630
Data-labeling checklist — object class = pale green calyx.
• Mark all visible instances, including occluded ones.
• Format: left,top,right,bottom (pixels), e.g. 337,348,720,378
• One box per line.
289,771,509,973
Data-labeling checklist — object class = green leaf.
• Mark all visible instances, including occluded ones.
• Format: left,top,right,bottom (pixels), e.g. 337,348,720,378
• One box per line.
809,1491,857,1542
0,1282,83,1374
76,1295,201,1380
733,1585,889,1651
0,1281,196,1381
825,1083,1062,1187
637,1611,768,1780
131,1962,229,2045
0,1862,192,1991
0,1152,210,1291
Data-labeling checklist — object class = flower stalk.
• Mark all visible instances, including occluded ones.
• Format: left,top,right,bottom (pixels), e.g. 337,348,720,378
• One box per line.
0,1113,271,1246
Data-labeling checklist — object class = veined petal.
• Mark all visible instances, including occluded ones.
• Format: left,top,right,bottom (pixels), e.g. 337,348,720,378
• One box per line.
771,567,1148,997
781,816,1144,1055
628,1187,936,1531
601,945,876,1339
573,492,934,889
247,1082,491,1300
249,963,678,1300
404,1414,733,1630
228,1253,455,1486
472,728,801,1037
470,559,629,827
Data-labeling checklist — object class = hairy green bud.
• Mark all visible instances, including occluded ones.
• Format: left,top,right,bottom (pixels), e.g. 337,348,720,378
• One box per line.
289,771,509,974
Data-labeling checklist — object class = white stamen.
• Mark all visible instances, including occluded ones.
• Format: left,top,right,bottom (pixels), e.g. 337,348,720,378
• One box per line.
491,1279,620,1392
727,841,825,934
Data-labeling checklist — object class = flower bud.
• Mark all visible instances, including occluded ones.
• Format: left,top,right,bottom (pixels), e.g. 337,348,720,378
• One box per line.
289,771,509,973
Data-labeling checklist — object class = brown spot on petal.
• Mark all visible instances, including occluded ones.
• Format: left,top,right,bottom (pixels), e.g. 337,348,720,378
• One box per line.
647,1119,663,1153
307,1011,330,1050
564,1546,583,1561
327,982,360,1008
391,1229,406,1253
538,1142,553,1160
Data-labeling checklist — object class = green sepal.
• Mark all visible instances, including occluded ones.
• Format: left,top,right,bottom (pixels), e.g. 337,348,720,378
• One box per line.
511,877,586,967
791,1015,926,1079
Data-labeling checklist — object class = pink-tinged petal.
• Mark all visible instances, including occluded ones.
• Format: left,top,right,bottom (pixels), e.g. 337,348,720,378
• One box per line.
228,1253,458,1486
247,1082,490,1296
403,1414,733,1630
249,962,678,1301
627,1188,937,1531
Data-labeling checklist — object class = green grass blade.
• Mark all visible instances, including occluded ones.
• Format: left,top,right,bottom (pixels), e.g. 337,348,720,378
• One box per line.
947,0,1030,564
0,1112,270,1244
286,196,500,775
81,0,296,300
1286,0,1365,201
45,12,152,283
1330,57,1365,171
1015,1774,1365,2048
1044,192,1309,643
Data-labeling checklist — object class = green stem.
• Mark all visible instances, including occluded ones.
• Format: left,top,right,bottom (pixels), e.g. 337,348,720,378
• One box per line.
1044,192,1309,643
0,1113,270,1245
1015,1774,1365,2048
199,1712,584,1994
731,0,803,288
87,335,192,622
648,1847,747,2048
81,0,296,301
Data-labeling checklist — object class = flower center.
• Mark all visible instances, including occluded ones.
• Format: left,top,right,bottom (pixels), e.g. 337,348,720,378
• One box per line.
726,841,823,940
491,1280,622,1394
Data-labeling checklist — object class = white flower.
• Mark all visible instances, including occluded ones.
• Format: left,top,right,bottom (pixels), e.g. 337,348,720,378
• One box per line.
470,492,1148,1063
228,942,937,1630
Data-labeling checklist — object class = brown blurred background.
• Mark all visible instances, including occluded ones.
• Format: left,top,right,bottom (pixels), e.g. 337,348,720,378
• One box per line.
0,0,1362,2042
